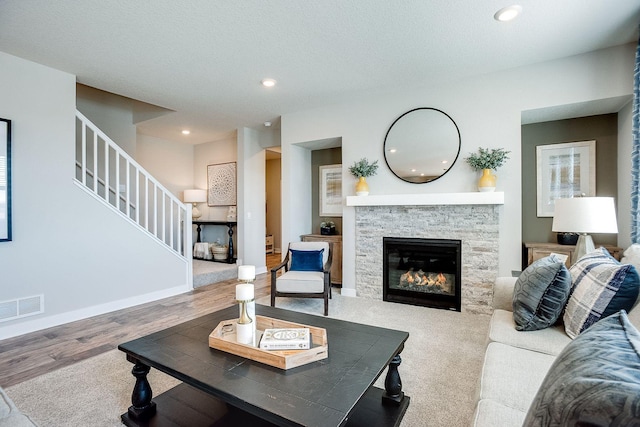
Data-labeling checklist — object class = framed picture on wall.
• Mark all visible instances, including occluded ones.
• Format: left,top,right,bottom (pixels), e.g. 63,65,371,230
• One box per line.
319,164,342,217
207,162,237,206
536,140,596,217
0,118,11,242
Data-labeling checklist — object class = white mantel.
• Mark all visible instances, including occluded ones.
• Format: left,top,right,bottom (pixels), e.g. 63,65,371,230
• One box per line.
346,192,504,207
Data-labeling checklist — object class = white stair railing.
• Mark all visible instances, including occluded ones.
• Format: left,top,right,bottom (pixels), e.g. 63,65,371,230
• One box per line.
75,110,192,263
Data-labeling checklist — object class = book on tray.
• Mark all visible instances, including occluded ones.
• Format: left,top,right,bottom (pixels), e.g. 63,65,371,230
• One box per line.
259,328,310,350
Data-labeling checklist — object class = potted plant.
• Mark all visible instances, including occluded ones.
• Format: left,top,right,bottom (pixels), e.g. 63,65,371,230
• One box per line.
464,147,510,192
320,221,336,235
349,158,379,196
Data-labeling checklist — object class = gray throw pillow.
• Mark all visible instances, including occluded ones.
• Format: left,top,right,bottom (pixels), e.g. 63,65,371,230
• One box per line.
512,255,571,331
523,310,640,426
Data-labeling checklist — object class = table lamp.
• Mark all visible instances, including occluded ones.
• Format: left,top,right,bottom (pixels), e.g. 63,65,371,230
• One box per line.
551,197,618,262
183,189,207,220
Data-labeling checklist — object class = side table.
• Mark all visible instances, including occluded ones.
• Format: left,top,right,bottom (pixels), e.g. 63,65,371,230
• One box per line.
524,242,622,268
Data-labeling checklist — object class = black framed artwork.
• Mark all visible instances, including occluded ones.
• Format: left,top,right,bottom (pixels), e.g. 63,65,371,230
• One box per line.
0,118,11,242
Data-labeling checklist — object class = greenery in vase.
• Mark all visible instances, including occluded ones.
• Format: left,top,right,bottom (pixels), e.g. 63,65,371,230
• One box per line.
349,158,379,178
464,147,510,171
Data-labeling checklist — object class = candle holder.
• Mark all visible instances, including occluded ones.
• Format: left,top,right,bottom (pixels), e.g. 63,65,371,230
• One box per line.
237,298,254,325
236,279,256,345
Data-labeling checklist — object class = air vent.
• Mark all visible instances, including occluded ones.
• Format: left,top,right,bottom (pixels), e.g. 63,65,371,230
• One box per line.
0,295,44,322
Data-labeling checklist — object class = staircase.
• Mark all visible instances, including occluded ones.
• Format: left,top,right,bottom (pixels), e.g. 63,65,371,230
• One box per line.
74,110,193,285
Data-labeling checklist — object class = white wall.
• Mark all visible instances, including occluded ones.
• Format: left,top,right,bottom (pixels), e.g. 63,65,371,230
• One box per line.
281,43,636,294
0,51,189,339
76,84,138,156
238,127,267,273
193,136,237,220
136,133,194,196
618,100,633,249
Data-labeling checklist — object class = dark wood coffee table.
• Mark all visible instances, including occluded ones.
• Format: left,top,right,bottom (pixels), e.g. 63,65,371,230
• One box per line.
118,304,410,427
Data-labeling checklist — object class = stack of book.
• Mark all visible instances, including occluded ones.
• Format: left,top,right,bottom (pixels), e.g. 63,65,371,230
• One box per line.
259,328,311,350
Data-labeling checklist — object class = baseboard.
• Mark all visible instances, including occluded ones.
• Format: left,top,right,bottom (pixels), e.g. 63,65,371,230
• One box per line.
341,288,357,297
0,284,191,340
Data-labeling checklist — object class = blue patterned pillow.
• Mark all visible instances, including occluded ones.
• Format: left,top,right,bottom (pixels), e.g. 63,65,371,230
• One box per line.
523,310,640,426
289,249,324,272
563,247,640,338
512,255,572,331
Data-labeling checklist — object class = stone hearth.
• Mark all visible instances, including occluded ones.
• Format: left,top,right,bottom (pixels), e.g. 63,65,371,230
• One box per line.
353,202,501,315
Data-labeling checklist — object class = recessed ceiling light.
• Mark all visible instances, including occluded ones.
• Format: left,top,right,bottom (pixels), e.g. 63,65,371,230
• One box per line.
410,168,417,173
264,121,272,127
181,130,190,135
261,78,277,88
494,5,522,22
389,148,397,153
442,160,448,164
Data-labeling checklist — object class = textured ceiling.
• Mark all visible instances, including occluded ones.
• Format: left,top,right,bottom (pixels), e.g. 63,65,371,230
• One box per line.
0,1,639,144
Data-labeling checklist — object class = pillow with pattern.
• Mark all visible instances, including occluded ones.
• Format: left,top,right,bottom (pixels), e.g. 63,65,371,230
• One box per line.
563,247,640,339
524,310,640,426
512,255,572,331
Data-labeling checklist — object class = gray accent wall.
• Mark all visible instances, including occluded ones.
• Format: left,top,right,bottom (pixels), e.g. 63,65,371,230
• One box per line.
521,114,619,249
311,148,342,235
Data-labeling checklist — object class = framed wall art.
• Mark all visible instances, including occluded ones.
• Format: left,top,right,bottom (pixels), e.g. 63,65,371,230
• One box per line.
207,162,237,206
0,118,11,242
319,164,342,217
536,140,596,217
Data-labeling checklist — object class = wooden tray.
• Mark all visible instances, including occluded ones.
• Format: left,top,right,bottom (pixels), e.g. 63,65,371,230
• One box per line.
208,315,328,370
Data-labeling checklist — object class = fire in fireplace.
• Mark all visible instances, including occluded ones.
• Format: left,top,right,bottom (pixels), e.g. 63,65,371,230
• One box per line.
383,237,461,311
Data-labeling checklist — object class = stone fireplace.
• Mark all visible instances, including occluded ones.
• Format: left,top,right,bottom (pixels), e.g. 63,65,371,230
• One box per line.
383,237,462,311
348,193,503,315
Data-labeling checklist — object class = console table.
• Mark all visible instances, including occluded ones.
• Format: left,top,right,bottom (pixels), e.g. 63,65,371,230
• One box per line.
192,220,237,263
525,242,622,268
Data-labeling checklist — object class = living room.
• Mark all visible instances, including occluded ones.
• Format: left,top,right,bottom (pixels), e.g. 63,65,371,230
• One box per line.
1,2,640,426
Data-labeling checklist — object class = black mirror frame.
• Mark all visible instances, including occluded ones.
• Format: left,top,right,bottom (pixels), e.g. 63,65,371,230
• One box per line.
383,107,461,184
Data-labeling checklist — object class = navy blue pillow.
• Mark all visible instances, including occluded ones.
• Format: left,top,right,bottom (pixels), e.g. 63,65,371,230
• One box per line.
290,249,324,272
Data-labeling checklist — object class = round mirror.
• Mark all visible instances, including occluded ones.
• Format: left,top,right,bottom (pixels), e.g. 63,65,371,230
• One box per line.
383,108,461,183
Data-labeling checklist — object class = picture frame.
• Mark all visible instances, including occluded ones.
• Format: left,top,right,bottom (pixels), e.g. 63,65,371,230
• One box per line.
319,164,342,217
536,140,596,217
0,118,11,242
207,162,237,206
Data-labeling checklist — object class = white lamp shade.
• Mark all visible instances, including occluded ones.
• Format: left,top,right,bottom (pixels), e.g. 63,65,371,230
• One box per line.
552,197,618,234
184,189,207,203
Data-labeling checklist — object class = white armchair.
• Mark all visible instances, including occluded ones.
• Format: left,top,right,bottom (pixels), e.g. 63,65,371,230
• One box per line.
270,241,333,316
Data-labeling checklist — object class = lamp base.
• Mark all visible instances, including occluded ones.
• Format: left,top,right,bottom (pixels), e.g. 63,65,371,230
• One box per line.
574,234,595,262
192,205,202,220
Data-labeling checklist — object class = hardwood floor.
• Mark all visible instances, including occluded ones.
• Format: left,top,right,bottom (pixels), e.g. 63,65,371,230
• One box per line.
0,253,284,388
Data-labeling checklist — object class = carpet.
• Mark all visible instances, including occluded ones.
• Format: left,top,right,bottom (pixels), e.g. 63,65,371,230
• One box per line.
7,293,490,427
192,259,237,288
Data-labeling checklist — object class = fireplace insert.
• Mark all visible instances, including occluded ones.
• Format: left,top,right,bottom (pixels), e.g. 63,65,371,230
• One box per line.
383,237,461,311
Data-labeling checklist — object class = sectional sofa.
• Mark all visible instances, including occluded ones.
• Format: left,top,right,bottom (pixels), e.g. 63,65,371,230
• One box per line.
473,247,640,426
0,387,36,426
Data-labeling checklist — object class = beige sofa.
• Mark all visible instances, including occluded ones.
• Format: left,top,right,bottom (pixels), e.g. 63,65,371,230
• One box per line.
473,276,640,426
0,387,36,426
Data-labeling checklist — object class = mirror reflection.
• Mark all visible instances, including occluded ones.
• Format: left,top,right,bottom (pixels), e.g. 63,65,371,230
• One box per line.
383,108,461,183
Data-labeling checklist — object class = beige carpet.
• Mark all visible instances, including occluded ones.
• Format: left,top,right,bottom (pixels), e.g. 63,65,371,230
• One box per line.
192,259,237,288
7,293,490,427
